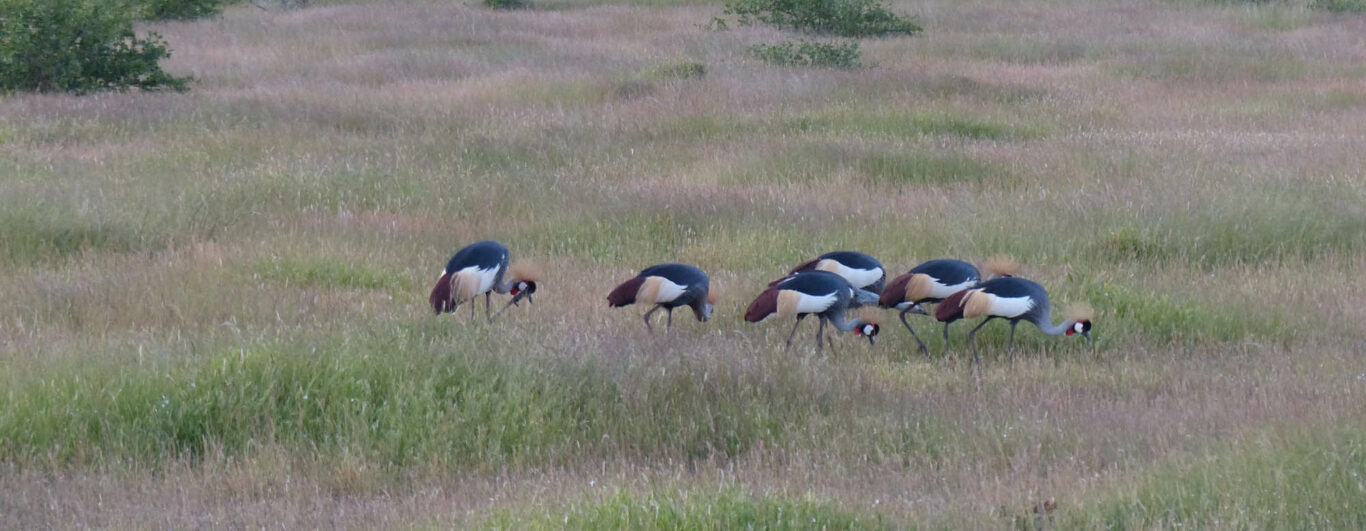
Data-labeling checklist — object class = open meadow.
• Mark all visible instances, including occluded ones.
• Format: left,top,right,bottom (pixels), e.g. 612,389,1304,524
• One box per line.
1,0,1365,527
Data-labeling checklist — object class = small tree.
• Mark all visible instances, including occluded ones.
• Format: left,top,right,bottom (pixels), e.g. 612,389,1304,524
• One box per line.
721,0,920,38
0,0,189,94
136,0,229,21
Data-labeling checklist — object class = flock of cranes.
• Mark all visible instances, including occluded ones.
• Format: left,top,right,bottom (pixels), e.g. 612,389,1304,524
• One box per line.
429,241,1094,361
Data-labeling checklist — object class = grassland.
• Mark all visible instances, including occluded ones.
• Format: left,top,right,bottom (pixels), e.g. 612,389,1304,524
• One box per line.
1,0,1364,527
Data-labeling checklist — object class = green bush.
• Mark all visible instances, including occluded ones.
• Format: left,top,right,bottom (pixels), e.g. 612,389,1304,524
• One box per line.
723,0,920,37
0,0,189,94
136,0,228,20
749,41,862,69
483,0,530,9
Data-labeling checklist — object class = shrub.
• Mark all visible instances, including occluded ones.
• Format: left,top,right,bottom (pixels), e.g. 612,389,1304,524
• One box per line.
136,0,228,20
483,0,530,9
641,61,706,81
749,41,862,69
723,0,920,37
0,0,189,94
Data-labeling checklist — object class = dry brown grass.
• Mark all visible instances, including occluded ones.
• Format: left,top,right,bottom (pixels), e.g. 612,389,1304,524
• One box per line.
1,0,1364,527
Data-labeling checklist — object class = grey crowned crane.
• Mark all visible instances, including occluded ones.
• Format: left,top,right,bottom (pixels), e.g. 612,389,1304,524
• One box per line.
771,251,887,295
879,256,1017,357
607,263,715,332
937,277,1093,364
745,270,881,352
429,240,538,321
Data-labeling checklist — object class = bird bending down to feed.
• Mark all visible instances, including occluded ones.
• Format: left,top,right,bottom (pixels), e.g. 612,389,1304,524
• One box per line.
879,255,1017,357
937,277,1093,364
771,251,887,296
745,270,881,352
429,240,539,321
607,263,715,332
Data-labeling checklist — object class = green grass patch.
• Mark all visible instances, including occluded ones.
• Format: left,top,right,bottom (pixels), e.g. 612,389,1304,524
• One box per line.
1084,280,1279,344
1065,426,1366,529
859,151,1006,186
1110,45,1313,83
1091,187,1365,268
250,255,403,292
487,488,888,529
1311,0,1366,12
0,210,150,267
785,109,1047,141
0,321,855,469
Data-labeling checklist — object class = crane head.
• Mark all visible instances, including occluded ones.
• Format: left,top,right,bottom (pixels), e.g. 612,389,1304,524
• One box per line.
696,288,717,322
1064,303,1094,341
509,280,536,305
855,322,880,345
852,310,882,346
1066,320,1092,341
506,262,541,306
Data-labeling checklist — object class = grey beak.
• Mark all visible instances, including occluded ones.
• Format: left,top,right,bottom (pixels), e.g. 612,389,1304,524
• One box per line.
1082,331,1092,342
866,335,876,346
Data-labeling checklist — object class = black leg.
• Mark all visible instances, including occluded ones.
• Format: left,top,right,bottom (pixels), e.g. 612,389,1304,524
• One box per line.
815,317,827,353
784,315,806,351
967,317,997,366
484,292,492,322
899,309,930,358
666,308,674,331
642,305,660,333
1007,320,1019,364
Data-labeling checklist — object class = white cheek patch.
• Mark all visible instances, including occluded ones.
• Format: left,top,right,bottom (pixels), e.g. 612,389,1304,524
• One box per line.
1074,322,1084,333
862,324,875,336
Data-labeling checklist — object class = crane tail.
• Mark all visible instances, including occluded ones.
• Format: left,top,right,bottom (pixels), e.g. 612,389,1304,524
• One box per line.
879,273,912,308
430,273,454,314
744,288,780,322
935,289,971,322
607,276,645,307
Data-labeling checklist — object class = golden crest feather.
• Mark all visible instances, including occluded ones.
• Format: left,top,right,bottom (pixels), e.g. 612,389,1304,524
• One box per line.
851,308,884,326
507,262,541,282
985,254,1019,278
1064,302,1095,322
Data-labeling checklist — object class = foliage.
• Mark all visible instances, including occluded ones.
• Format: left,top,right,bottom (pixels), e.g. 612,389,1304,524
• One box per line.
483,0,530,9
0,0,189,94
749,41,862,69
135,0,228,20
722,0,920,37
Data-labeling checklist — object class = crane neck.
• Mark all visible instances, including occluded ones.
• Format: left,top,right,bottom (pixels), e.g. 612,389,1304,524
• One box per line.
1033,309,1074,336
826,310,865,332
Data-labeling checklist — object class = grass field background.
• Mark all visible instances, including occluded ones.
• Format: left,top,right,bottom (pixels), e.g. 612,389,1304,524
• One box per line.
1,0,1364,527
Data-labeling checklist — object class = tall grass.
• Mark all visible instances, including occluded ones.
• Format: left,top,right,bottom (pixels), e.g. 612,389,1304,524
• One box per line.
1,0,1364,526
